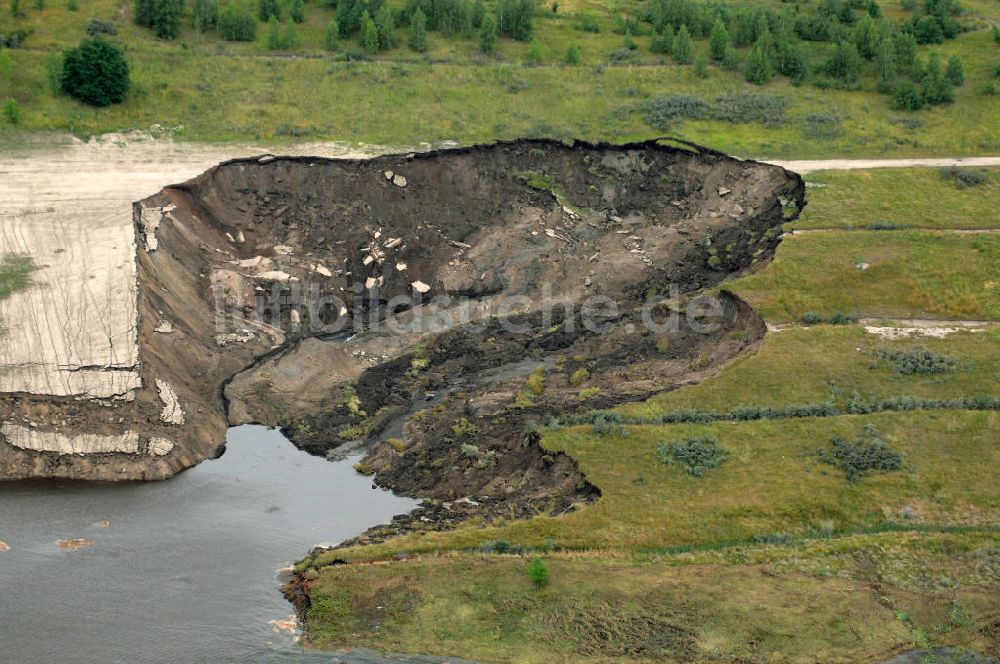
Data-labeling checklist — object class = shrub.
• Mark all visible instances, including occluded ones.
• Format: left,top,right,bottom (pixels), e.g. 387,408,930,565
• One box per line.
478,539,525,554
573,10,600,33
569,367,589,386
801,311,823,325
496,0,535,41
939,166,987,189
361,11,378,53
802,111,843,139
528,557,550,588
3,98,19,125
650,26,673,54
289,0,304,22
258,0,278,21
944,55,963,86
693,53,708,78
375,4,395,50
891,79,923,110
44,52,63,95
873,346,956,375
656,436,729,477
744,41,772,84
526,39,542,63
591,419,629,437
86,18,119,35
61,37,130,107
67,0,77,8
712,92,788,126
563,41,580,64
817,424,901,482
134,0,154,26
640,94,710,130
218,3,257,41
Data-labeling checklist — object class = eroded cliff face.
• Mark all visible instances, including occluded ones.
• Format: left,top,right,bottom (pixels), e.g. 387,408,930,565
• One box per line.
0,140,803,495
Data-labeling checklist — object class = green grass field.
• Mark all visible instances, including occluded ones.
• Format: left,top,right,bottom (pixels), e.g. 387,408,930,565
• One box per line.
297,167,1000,660
1,0,999,155
796,167,1000,230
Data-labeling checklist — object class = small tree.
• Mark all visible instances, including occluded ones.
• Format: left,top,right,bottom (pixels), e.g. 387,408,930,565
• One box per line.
375,4,395,50
526,39,541,63
361,11,379,53
563,41,579,64
281,20,299,48
218,2,256,40
874,36,896,93
852,15,878,60
153,0,183,39
777,37,807,82
693,53,708,78
134,0,155,26
324,19,339,50
258,0,278,22
289,0,304,22
945,55,963,85
528,557,550,588
921,53,954,105
721,43,740,71
0,50,11,76
9,0,19,16
891,79,923,110
61,37,130,107
479,14,496,53
673,24,692,64
708,18,729,62
824,40,860,84
894,32,917,74
409,8,427,52
744,37,773,84
192,0,217,32
67,0,78,10
34,0,43,10
265,14,281,48
650,26,673,55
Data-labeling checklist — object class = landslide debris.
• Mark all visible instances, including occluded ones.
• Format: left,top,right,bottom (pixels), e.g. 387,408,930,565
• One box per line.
0,139,803,530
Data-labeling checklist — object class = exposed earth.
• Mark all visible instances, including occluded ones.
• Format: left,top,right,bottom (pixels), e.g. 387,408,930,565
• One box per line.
0,139,802,520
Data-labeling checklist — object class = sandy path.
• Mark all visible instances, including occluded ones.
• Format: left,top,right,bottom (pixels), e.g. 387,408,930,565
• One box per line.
767,156,1000,174
0,134,385,398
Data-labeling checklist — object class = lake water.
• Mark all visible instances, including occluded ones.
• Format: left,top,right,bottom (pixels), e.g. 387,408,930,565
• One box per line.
0,425,441,664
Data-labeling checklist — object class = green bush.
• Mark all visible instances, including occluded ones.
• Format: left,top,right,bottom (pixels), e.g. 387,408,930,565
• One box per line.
61,37,130,107
479,14,496,52
528,557,550,588
640,94,711,130
153,0,183,39
3,98,19,125
478,539,525,554
656,436,729,477
712,92,788,126
873,346,956,375
324,19,340,50
563,41,580,64
289,0,304,22
891,79,923,111
218,3,257,41
938,166,987,189
192,0,217,31
817,424,901,482
409,8,427,52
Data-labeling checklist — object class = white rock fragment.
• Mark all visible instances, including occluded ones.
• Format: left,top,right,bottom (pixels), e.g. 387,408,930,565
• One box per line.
154,320,174,334
392,174,407,188
147,437,174,456
138,204,175,252
385,237,402,249
718,186,731,196
395,261,407,272
315,264,333,277
215,331,256,347
1,424,140,455
256,271,294,283
411,280,431,294
384,170,394,180
156,380,185,425
273,245,294,256
290,309,300,326
363,255,375,266
365,276,377,289
237,231,245,244
258,155,276,164
225,232,236,243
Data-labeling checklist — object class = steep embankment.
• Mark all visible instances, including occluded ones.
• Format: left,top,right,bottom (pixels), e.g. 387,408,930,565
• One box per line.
0,140,803,521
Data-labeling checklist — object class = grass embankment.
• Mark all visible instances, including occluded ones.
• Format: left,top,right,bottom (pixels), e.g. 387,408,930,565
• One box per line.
298,169,1000,660
1,0,999,155
730,231,1000,322
795,167,1000,231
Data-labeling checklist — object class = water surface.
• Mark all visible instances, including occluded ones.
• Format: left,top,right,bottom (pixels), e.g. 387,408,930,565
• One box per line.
0,425,424,663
